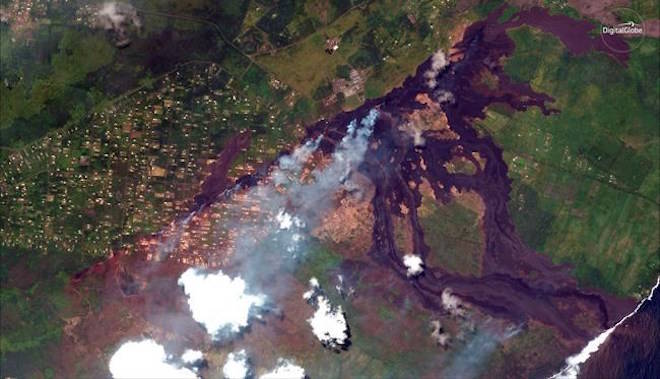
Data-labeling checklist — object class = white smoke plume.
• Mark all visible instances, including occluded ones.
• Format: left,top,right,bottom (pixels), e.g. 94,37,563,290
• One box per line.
95,2,141,30
156,210,197,260
335,274,355,298
442,322,520,379
182,109,378,338
260,358,306,379
434,89,455,104
273,136,322,186
283,109,379,215
111,110,378,375
425,50,448,89
442,288,467,317
225,108,380,265
109,339,199,379
93,2,142,47
430,320,451,347
550,276,660,379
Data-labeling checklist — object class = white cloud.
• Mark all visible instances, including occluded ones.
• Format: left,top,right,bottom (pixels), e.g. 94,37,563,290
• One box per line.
181,349,203,364
308,295,349,350
303,279,349,350
109,339,198,379
403,254,424,277
223,349,250,379
178,268,266,338
96,2,125,28
260,358,306,379
169,109,376,349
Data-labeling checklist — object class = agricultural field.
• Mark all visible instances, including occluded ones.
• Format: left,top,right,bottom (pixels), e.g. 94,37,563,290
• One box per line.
255,0,462,104
477,26,659,296
419,193,485,277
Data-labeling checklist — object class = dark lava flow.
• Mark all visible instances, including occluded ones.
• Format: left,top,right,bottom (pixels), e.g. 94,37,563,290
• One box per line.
72,4,644,353
302,5,637,344
193,131,252,208
581,286,660,379
500,6,630,64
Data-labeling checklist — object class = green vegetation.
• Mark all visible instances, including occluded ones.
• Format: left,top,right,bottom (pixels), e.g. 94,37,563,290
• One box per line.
0,246,94,374
4,1,658,376
1,29,114,147
294,241,343,284
312,80,333,100
419,196,484,276
0,50,303,374
630,0,659,19
256,0,322,47
255,9,364,97
473,0,504,18
0,0,467,377
0,58,300,264
289,242,442,378
255,0,459,102
484,323,565,378
497,5,518,23
478,26,660,295
336,64,352,79
542,0,581,19
364,76,386,99
293,245,442,379
252,0,368,48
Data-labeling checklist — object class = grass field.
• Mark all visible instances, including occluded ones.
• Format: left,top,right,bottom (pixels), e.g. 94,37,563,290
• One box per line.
255,0,460,101
419,194,484,276
256,12,363,97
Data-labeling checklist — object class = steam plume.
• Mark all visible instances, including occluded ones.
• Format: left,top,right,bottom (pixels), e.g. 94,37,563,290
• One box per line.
550,277,660,379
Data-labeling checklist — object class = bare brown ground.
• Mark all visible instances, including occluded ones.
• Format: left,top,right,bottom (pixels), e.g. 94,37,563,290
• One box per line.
58,246,210,378
448,20,472,62
312,173,376,260
399,94,459,141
